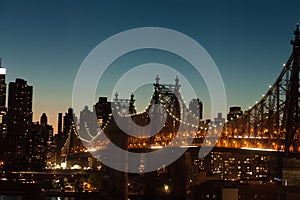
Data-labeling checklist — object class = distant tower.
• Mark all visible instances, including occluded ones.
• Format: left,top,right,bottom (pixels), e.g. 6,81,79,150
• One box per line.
189,98,203,120
129,93,136,115
40,113,48,126
214,113,225,131
57,113,62,135
63,108,77,135
174,75,181,93
153,75,160,104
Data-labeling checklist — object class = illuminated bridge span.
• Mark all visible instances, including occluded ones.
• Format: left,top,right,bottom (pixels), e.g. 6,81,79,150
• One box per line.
77,74,203,152
63,25,300,159
225,25,300,156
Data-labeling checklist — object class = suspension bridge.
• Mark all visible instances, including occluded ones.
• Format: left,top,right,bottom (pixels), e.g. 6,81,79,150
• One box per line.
60,25,300,164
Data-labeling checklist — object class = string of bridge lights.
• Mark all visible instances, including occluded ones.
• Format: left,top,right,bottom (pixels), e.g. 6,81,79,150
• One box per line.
112,87,209,130
247,61,292,114
75,81,214,144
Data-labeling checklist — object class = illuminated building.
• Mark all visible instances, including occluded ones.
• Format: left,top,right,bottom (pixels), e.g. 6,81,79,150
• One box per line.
27,114,53,171
0,58,6,165
53,108,77,165
5,78,32,170
227,106,243,121
192,151,272,183
214,113,225,133
94,97,112,127
63,108,77,135
7,78,33,135
227,106,243,137
0,58,6,112
282,158,300,186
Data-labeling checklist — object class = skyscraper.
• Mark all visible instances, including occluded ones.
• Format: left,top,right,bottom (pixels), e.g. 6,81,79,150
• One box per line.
63,108,77,135
7,78,33,135
0,58,7,164
40,113,48,126
57,113,62,135
5,78,33,170
0,58,6,113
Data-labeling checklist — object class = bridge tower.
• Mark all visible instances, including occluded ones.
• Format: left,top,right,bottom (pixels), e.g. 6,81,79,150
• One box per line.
129,93,136,115
285,24,300,156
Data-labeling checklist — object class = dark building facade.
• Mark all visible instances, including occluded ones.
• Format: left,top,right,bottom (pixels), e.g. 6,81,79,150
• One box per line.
28,116,53,171
7,78,33,135
63,108,77,135
95,97,112,127
5,78,33,170
227,106,243,137
57,112,62,135
40,113,47,126
227,106,243,121
53,108,78,165
0,59,6,167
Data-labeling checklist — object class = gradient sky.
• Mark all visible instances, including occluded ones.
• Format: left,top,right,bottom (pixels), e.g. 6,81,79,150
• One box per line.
0,0,300,133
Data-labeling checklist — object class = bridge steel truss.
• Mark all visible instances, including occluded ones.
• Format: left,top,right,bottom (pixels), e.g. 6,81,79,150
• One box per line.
226,25,300,156
124,76,198,148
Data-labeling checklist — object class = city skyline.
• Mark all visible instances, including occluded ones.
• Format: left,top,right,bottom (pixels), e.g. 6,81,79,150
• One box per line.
1,0,300,131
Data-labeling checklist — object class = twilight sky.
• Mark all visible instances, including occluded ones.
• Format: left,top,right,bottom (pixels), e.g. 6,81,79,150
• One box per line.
0,0,300,133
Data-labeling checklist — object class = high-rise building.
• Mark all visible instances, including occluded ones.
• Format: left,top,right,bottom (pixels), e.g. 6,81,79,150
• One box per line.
189,98,203,120
40,113,48,126
7,78,33,135
57,113,62,135
0,58,6,112
28,115,53,171
5,78,33,170
0,58,7,166
63,108,77,135
227,106,243,137
214,113,225,132
95,97,112,127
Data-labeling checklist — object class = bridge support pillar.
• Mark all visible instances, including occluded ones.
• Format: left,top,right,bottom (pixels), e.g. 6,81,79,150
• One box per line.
168,152,188,200
106,123,128,200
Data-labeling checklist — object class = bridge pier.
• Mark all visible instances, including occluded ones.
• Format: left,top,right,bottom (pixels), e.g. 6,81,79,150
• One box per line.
141,152,189,200
168,152,189,200
106,120,128,200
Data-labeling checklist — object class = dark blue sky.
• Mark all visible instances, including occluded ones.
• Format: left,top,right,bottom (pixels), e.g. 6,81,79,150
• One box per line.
0,0,299,131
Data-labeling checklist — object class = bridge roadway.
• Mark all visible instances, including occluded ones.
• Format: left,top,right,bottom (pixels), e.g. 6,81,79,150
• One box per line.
126,135,294,152
129,145,289,156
